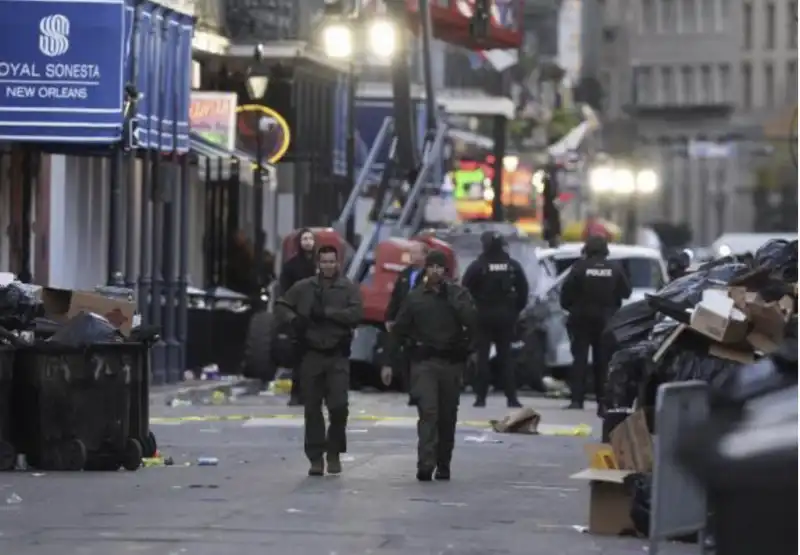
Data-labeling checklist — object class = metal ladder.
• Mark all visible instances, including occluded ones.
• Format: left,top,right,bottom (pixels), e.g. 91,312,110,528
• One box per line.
339,119,448,282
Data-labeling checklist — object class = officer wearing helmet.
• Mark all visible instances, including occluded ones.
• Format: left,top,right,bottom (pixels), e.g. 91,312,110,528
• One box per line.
461,231,529,408
560,235,631,414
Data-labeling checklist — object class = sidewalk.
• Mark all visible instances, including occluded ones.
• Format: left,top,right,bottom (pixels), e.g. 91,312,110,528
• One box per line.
148,375,261,406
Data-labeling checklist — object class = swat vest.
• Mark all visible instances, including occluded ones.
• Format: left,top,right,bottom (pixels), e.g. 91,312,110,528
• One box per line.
477,259,517,304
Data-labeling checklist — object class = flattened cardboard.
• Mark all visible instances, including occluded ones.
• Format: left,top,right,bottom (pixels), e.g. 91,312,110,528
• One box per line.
609,409,653,473
42,288,136,336
708,343,755,364
652,323,687,363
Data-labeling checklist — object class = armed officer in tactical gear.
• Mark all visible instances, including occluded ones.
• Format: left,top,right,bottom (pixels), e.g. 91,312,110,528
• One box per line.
461,231,529,408
391,250,477,482
276,245,363,476
560,235,631,414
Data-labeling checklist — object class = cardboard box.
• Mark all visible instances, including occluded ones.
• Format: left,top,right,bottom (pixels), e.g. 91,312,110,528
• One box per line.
609,409,653,472
570,468,635,535
729,288,794,354
689,289,749,344
570,410,654,536
41,288,137,336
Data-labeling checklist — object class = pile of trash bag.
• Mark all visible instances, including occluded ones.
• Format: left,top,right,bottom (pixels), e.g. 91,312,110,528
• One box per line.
0,281,42,331
603,239,798,412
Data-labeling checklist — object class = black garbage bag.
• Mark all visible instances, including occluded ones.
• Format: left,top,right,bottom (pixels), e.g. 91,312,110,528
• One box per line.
624,472,652,537
754,239,798,281
48,312,123,347
605,300,658,349
605,339,659,409
0,282,42,330
652,332,746,389
652,262,750,308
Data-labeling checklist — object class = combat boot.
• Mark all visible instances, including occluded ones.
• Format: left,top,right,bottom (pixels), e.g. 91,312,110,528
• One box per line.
308,459,324,476
434,464,451,481
326,453,342,475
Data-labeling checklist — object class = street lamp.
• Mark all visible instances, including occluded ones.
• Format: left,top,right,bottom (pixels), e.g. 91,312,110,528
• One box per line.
320,7,399,245
246,45,269,307
589,163,660,243
321,16,399,61
322,23,355,59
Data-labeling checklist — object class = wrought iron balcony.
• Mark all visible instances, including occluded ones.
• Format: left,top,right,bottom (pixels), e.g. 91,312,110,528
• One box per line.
195,0,226,35
224,0,305,42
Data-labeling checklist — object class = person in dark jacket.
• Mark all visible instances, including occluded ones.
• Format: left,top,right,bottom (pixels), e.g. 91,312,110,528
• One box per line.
461,231,529,408
383,241,428,404
276,245,363,476
279,228,317,406
560,235,631,414
391,250,477,481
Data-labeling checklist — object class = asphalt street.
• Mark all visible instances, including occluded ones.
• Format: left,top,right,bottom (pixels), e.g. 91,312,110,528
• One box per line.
0,389,697,555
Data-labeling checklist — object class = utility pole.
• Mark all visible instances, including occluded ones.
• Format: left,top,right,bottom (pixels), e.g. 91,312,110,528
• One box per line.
542,160,561,247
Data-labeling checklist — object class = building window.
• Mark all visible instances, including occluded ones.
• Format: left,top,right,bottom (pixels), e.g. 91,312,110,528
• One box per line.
700,0,715,32
700,65,713,103
680,0,697,32
742,62,753,108
660,66,676,104
763,63,775,107
642,0,657,32
790,2,798,49
719,64,731,103
635,66,654,105
680,66,696,104
659,0,677,33
717,0,730,31
788,60,798,103
743,2,753,49
765,3,776,50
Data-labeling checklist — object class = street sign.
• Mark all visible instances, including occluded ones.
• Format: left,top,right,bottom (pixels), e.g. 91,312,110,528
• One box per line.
0,0,126,142
236,104,291,164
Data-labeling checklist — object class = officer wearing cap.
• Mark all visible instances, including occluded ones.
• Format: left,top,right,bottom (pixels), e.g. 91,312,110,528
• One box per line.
461,231,529,408
560,235,631,414
391,250,477,482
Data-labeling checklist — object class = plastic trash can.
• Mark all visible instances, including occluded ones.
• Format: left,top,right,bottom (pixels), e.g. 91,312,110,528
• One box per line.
12,342,144,471
0,345,15,470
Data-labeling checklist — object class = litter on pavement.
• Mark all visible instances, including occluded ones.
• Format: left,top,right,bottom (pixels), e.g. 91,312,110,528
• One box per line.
463,434,503,444
489,407,541,434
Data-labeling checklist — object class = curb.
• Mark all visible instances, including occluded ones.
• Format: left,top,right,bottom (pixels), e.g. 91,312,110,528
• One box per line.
149,377,262,406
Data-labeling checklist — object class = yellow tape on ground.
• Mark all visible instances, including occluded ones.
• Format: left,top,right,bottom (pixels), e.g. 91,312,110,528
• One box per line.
149,414,592,436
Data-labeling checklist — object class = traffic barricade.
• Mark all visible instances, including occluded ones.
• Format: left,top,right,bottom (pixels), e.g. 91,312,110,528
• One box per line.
12,343,146,471
649,380,709,555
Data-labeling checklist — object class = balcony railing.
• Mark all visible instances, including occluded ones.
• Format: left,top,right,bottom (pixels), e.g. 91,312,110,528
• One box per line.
195,0,226,34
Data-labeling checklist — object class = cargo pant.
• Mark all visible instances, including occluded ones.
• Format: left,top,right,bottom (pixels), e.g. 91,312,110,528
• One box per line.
300,349,349,462
411,358,463,470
